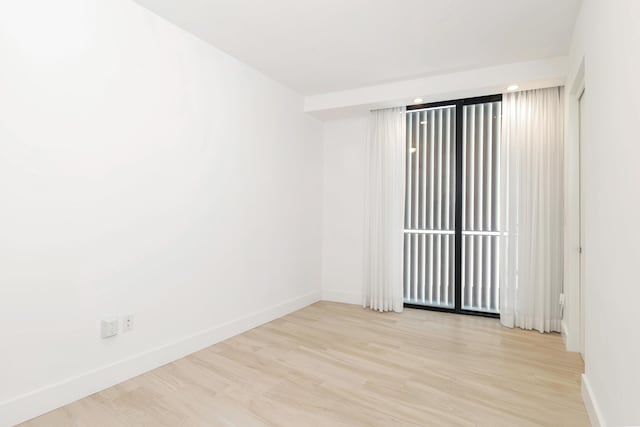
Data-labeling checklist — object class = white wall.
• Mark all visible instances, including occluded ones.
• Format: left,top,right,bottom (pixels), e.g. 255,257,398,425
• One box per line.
0,0,322,424
562,0,587,354
567,1,640,425
317,47,575,308
322,102,573,315
321,116,368,304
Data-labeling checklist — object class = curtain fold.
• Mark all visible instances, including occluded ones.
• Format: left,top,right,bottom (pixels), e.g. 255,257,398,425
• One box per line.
363,106,406,312
500,87,564,332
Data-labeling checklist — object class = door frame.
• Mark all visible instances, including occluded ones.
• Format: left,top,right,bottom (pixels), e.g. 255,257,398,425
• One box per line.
563,57,586,355
577,85,586,358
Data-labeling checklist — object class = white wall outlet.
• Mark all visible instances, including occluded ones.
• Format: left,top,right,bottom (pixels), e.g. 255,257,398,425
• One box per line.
122,314,134,332
101,318,119,339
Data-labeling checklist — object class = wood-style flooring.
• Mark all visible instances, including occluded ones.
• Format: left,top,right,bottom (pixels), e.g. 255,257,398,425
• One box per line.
20,302,589,426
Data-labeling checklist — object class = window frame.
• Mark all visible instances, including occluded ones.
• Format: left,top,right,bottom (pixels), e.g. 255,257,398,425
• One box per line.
404,94,502,319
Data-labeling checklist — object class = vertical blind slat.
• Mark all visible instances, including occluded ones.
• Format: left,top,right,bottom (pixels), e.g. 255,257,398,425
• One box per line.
421,112,427,229
406,113,412,229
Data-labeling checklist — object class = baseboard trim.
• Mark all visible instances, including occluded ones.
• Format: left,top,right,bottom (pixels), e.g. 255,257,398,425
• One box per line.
562,319,582,353
1,290,321,427
582,373,606,427
321,289,361,305
561,320,570,347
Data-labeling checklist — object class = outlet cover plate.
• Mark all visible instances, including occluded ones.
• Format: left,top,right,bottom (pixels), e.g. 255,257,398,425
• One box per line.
101,318,118,338
122,314,134,332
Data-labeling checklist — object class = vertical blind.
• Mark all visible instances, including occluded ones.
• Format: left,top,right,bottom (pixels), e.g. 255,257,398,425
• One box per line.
462,101,502,313
403,106,456,308
404,99,502,314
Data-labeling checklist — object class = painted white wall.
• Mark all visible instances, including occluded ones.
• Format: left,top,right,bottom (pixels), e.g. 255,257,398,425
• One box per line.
566,1,640,425
319,66,573,308
562,0,587,354
0,0,322,424
321,116,368,305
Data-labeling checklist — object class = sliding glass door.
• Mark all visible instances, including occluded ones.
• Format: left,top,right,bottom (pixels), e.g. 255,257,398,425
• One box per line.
403,95,502,316
403,105,456,308
461,101,501,314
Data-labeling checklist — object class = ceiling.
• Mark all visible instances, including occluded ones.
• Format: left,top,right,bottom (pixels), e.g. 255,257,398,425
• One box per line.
134,0,582,95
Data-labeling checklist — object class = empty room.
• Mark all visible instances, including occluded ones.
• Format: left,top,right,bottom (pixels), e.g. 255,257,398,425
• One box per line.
1,0,639,426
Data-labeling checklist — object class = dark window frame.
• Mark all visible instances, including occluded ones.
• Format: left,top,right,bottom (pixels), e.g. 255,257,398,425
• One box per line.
404,94,502,319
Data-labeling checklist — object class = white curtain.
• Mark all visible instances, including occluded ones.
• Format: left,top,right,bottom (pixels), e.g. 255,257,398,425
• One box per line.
500,87,564,332
363,106,406,312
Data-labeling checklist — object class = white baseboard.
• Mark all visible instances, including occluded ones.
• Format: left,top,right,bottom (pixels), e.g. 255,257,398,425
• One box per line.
561,320,570,347
321,289,361,305
0,290,321,427
562,319,581,353
582,373,606,427
560,319,580,352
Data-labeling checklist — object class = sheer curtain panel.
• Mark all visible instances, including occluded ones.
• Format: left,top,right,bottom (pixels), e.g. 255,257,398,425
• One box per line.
500,87,564,332
363,106,406,312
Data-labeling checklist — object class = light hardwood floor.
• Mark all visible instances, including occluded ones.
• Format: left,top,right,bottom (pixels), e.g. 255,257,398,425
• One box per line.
20,302,589,427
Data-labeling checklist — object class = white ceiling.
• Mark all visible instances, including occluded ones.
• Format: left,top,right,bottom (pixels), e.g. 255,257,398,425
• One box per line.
134,0,582,95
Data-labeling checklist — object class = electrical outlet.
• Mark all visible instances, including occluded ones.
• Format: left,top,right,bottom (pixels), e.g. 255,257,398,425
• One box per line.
101,318,119,338
559,293,566,306
122,314,134,332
